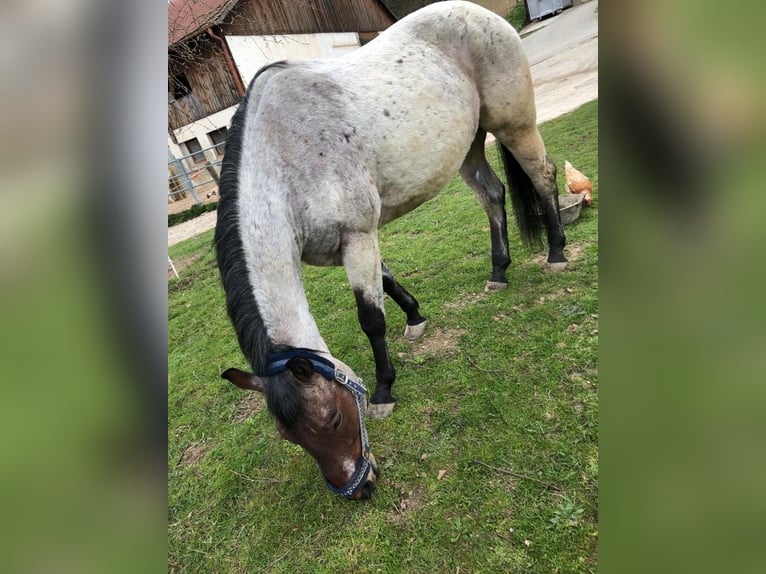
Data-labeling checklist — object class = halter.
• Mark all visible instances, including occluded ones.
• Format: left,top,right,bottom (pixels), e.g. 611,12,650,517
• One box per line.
264,349,373,498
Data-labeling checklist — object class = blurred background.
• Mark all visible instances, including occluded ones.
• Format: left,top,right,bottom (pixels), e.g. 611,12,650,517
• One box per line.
600,2,765,573
0,1,167,572
0,0,763,572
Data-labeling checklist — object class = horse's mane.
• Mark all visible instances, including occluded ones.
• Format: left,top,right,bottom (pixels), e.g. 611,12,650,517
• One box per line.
215,60,304,428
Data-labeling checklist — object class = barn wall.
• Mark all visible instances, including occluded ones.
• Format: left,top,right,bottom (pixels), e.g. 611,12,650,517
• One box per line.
169,39,241,130
169,0,395,131
221,0,394,36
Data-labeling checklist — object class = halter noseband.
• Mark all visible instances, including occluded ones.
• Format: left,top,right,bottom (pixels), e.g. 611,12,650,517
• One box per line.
264,349,373,498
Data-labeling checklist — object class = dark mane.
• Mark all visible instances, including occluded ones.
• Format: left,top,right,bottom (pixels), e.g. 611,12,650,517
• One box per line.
215,60,303,427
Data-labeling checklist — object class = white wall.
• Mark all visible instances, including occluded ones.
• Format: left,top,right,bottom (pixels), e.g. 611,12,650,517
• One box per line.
168,33,361,162
169,105,237,164
226,33,360,86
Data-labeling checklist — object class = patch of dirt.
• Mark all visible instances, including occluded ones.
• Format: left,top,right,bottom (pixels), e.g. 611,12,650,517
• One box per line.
406,327,467,359
566,368,597,390
168,253,201,279
231,393,264,423
443,291,487,310
568,244,586,261
179,441,211,467
492,305,524,322
387,484,428,525
535,286,577,305
530,243,586,268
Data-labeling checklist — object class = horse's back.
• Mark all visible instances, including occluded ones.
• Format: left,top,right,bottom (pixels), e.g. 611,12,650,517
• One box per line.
325,2,535,221
232,1,538,230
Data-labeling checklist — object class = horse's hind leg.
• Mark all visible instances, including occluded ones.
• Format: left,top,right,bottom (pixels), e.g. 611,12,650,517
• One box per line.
460,130,511,290
496,126,567,270
381,261,427,340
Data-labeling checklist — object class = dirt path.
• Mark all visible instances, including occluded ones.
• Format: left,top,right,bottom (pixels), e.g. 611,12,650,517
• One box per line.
168,2,598,249
168,210,217,247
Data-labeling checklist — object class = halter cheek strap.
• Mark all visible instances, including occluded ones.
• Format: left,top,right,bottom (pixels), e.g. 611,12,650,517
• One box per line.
264,349,372,499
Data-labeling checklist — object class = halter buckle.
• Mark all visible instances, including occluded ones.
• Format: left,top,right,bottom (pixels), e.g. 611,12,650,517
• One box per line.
335,370,349,386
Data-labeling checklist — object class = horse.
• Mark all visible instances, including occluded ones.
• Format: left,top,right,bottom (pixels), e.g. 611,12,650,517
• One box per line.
215,1,567,500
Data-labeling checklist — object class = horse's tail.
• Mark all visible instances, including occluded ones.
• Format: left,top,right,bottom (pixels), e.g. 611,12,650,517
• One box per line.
497,142,545,250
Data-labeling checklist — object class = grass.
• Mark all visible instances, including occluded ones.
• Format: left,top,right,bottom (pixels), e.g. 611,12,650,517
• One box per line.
169,100,598,573
505,1,529,32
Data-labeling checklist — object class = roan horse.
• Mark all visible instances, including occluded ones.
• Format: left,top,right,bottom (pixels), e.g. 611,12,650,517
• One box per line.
215,1,567,500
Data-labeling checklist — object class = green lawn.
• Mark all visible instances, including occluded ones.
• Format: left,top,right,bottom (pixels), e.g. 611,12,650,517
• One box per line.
169,100,598,573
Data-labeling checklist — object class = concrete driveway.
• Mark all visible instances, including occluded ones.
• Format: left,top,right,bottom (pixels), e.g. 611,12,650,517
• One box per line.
169,1,599,248
523,0,598,125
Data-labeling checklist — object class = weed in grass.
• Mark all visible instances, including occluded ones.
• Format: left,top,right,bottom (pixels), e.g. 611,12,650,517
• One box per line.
550,495,586,528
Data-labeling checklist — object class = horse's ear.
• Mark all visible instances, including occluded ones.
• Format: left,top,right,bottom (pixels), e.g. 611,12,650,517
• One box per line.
286,357,315,384
221,368,267,393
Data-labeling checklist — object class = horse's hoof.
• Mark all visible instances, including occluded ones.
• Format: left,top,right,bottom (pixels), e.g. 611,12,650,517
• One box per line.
367,402,396,419
485,280,508,292
546,261,568,272
404,320,427,341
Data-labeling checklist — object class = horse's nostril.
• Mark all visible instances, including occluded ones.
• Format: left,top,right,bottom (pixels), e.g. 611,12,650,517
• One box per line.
357,480,375,500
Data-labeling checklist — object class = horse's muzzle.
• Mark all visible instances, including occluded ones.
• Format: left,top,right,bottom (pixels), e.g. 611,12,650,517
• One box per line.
348,452,379,500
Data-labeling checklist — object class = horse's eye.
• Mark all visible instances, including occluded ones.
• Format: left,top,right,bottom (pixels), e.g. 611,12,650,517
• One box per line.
333,412,342,431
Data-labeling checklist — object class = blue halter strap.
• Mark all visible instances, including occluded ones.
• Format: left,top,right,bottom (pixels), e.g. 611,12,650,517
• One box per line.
264,349,372,498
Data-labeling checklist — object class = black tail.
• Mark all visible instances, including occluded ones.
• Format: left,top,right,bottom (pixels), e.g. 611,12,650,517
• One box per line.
497,142,545,250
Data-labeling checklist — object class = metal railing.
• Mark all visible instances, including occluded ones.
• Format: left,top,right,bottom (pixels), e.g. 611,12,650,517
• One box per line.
168,142,225,205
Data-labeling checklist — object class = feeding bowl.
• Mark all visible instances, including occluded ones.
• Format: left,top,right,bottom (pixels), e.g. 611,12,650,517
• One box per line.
557,193,585,225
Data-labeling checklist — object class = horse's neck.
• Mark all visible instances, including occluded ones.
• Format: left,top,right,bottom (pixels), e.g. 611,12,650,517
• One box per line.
258,271,327,353
239,217,328,354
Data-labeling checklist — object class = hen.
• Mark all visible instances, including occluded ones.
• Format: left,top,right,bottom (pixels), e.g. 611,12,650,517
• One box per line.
564,160,593,206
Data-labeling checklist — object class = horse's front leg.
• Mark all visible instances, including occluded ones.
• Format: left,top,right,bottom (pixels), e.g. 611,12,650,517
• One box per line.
343,232,397,419
381,261,427,341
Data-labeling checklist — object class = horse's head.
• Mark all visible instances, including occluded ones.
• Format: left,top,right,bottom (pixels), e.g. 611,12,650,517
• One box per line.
222,351,378,500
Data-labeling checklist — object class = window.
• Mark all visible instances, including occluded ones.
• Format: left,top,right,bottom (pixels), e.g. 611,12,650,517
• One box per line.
182,138,206,165
208,127,228,157
172,73,192,100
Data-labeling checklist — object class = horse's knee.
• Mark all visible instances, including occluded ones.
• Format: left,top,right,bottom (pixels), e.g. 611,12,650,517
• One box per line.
353,289,386,336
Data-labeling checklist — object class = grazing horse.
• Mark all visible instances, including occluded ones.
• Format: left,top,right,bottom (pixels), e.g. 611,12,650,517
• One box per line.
215,1,566,500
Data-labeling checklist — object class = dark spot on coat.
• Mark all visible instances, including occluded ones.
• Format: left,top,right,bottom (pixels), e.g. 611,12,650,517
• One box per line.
396,58,403,64
343,132,351,143
383,109,390,117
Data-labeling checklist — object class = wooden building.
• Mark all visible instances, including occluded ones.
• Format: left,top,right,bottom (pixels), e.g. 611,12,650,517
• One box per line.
168,0,397,163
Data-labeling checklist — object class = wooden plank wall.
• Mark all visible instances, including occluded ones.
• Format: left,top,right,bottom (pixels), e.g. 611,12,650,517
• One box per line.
222,0,394,36
169,40,241,130
169,0,396,130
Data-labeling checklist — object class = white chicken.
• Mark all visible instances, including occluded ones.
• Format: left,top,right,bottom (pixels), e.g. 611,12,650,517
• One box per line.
564,160,593,206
